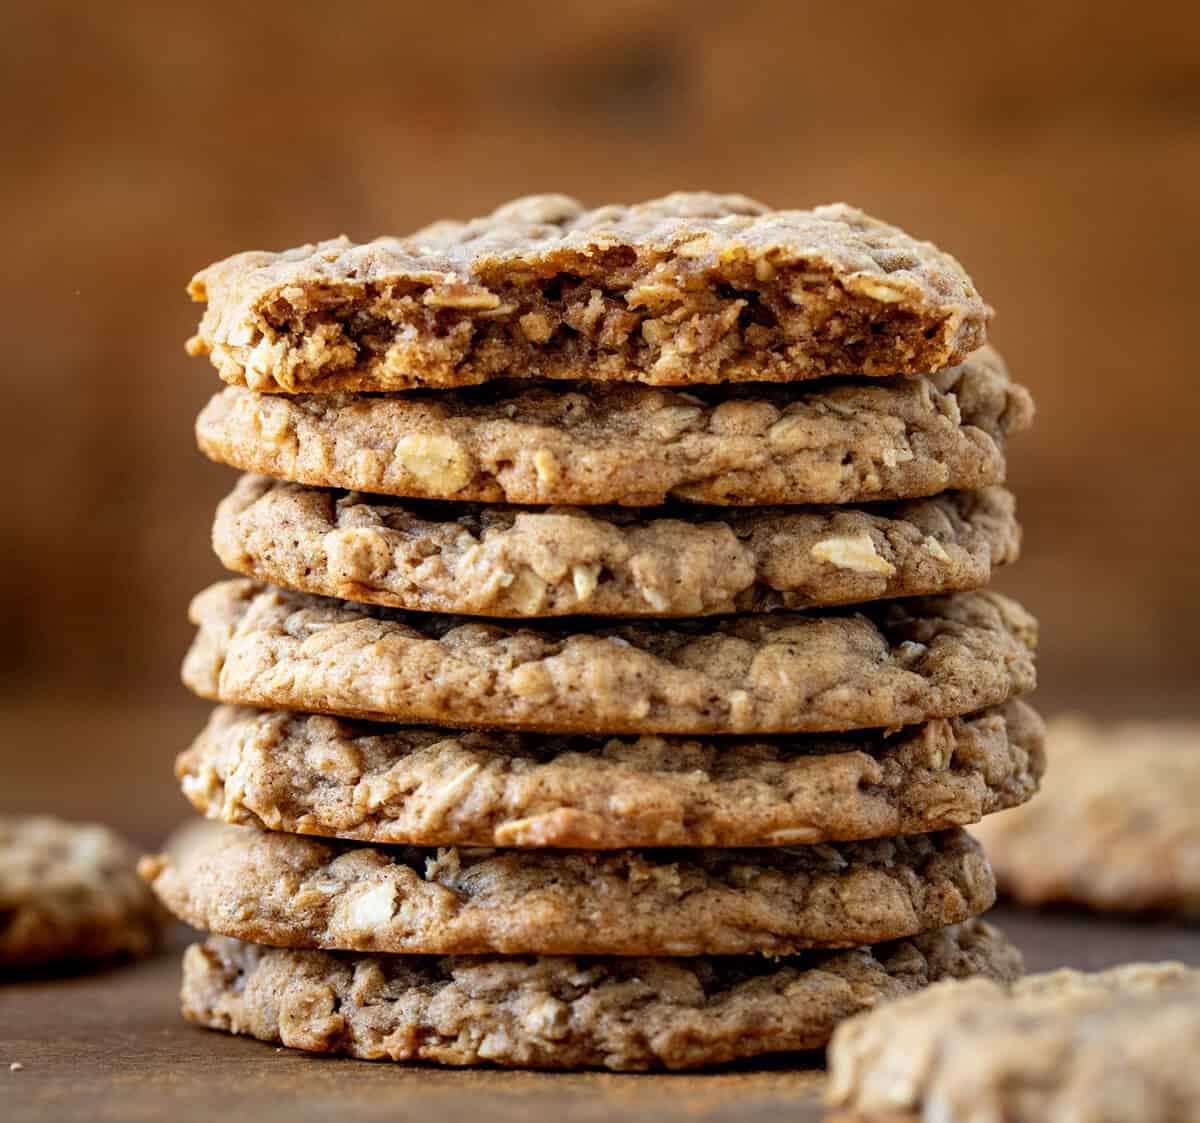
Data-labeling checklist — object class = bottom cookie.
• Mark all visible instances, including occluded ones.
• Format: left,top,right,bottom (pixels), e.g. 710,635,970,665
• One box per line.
181,919,1020,1071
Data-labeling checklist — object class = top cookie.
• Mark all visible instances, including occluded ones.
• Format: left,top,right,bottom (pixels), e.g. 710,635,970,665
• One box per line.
186,193,990,392
974,717,1200,915
827,963,1200,1123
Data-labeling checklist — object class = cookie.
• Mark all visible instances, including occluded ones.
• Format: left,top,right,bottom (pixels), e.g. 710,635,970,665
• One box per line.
973,717,1200,914
1,816,163,969
827,962,1200,1123
186,192,990,393
182,580,1037,734
214,476,1020,617
195,348,1032,507
180,920,1020,1070
177,702,1045,849
140,823,994,956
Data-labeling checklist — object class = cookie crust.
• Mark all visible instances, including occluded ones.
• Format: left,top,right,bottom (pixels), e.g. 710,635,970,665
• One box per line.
178,702,1044,849
182,580,1038,735
974,718,1200,914
195,348,1032,507
179,920,1021,1070
827,963,1200,1123
213,476,1020,617
187,193,990,393
141,823,994,956
1,816,163,969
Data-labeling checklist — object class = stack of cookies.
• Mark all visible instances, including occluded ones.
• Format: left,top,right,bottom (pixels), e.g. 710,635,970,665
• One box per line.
143,193,1042,1070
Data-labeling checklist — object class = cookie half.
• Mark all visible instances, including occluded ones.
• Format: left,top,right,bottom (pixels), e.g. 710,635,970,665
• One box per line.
214,476,1020,617
1,816,163,969
195,349,1031,507
140,823,994,956
182,580,1037,735
974,717,1200,914
178,702,1045,848
181,920,1021,1070
827,963,1200,1122
187,192,990,393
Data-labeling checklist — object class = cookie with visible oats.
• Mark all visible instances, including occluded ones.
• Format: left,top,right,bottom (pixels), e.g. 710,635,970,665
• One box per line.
186,192,991,393
182,579,1037,735
213,475,1020,617
140,822,994,956
196,348,1032,508
1,816,163,969
180,920,1021,1070
827,962,1200,1123
974,717,1200,915
178,702,1044,849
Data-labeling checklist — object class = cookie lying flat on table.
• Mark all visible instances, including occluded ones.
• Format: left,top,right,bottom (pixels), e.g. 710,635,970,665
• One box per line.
186,192,990,393
1,816,163,969
826,962,1200,1123
196,348,1031,507
213,476,1020,617
180,920,1020,1071
974,717,1200,915
182,580,1037,735
178,702,1044,849
140,822,994,956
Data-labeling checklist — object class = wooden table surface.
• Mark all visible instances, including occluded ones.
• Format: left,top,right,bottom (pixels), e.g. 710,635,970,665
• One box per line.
4,907,1197,1123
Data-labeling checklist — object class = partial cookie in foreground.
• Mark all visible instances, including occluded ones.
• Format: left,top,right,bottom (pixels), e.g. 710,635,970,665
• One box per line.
974,717,1200,914
187,192,990,393
827,962,1200,1123
196,348,1031,507
215,475,1020,616
178,702,1044,848
1,816,163,969
140,822,993,956
182,919,1020,1070
182,579,1037,734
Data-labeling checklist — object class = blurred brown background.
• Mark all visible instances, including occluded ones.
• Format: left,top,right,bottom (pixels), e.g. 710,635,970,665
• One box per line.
2,0,1197,839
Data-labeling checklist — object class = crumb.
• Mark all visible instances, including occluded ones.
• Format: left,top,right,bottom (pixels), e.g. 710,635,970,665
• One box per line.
10,1062,24,1072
